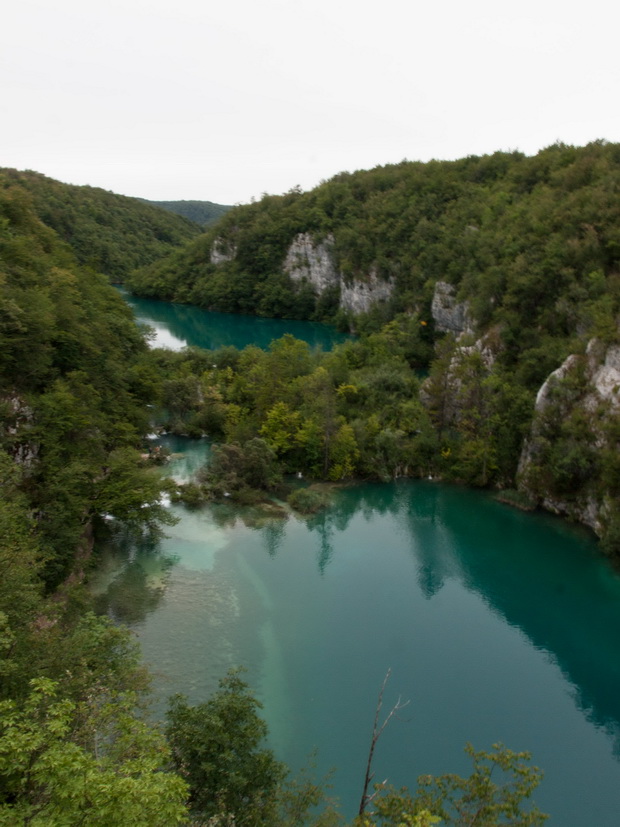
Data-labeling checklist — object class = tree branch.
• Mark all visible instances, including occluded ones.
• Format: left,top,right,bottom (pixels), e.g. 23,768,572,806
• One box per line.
358,668,410,816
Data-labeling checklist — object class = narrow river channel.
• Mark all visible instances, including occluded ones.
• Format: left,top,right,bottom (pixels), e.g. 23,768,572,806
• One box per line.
93,294,620,825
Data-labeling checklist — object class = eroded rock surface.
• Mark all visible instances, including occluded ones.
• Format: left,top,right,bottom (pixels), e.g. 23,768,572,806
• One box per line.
431,281,473,335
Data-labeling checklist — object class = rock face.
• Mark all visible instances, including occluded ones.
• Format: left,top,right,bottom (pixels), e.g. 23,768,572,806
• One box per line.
530,354,582,418
1,395,38,468
518,338,620,536
284,232,394,314
213,231,394,315
210,238,237,265
420,330,498,426
431,281,473,335
283,233,340,292
584,339,620,411
340,268,395,314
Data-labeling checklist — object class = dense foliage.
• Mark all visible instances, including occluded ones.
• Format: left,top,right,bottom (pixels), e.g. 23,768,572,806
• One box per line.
151,324,530,498
362,744,546,826
166,671,287,826
0,173,189,821
0,172,177,587
165,671,547,827
141,198,232,227
0,169,202,281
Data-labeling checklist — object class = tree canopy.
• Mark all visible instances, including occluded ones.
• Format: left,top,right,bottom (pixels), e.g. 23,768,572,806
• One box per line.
0,168,202,281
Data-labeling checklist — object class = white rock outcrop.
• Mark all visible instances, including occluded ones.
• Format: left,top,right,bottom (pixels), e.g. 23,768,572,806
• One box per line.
532,353,581,413
283,233,394,315
210,238,237,265
431,281,473,335
419,330,498,426
518,337,620,536
584,340,620,411
1,395,38,468
283,233,340,292
340,269,395,315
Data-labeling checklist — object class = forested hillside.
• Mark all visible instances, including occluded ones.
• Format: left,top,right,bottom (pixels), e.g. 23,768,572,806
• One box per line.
141,198,231,226
129,141,620,549
0,170,192,821
0,168,202,281
127,141,620,340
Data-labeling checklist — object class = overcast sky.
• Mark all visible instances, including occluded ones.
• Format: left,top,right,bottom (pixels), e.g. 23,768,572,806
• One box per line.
2,0,619,205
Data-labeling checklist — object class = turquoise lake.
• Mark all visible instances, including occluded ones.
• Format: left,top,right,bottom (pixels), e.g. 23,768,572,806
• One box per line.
94,295,620,825
117,287,350,351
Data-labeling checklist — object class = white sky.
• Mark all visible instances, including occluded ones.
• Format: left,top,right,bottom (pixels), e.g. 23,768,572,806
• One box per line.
2,0,619,205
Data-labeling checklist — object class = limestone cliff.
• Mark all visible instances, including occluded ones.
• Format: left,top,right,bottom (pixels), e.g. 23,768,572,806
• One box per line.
284,232,394,315
213,231,395,315
210,238,237,265
340,268,395,314
431,281,473,335
1,395,38,468
420,329,498,431
517,338,620,538
283,233,340,292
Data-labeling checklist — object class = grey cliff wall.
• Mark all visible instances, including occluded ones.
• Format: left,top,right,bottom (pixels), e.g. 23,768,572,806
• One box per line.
283,233,340,292
1,395,38,467
518,338,620,536
340,268,395,314
210,238,237,264
283,232,394,314
212,231,394,315
431,281,473,335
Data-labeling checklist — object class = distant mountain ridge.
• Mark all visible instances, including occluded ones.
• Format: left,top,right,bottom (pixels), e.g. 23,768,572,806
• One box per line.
0,168,203,281
140,199,232,227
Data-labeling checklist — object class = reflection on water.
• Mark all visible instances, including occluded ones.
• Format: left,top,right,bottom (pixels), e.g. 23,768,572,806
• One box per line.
93,440,620,827
92,526,177,625
262,518,287,558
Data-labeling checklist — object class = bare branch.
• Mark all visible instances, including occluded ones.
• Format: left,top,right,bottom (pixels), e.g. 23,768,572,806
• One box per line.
358,669,410,817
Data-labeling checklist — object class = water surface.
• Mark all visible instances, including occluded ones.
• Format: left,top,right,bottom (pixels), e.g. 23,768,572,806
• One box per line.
101,294,620,824
117,287,350,351
93,437,620,826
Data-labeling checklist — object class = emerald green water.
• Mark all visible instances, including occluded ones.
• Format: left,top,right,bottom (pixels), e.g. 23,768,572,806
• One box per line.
117,288,350,351
95,296,620,824
92,437,620,826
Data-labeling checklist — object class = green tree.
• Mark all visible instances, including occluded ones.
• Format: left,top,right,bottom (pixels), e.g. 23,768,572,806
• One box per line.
0,678,188,826
166,670,286,826
358,743,546,826
328,421,359,480
260,401,302,458
201,438,282,499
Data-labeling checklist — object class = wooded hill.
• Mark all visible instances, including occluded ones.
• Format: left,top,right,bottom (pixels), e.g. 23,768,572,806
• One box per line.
0,167,193,821
127,141,620,350
0,168,203,281
129,141,620,549
140,198,231,226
